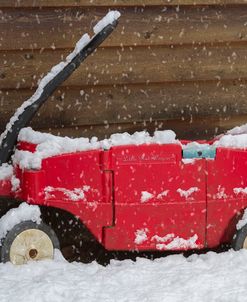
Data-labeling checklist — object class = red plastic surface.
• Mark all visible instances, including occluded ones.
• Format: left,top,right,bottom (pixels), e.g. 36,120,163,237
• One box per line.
206,148,247,247
104,144,206,250
3,139,247,252
0,179,12,197
17,150,113,243
17,141,37,153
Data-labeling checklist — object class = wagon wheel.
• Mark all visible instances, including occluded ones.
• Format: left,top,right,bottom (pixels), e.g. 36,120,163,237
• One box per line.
232,224,247,251
1,221,60,264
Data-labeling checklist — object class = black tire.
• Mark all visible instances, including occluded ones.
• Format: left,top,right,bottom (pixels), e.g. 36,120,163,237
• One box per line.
232,224,247,251
1,220,60,264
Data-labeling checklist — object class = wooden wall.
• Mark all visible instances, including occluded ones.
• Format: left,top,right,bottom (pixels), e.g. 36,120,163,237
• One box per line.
1,1,247,140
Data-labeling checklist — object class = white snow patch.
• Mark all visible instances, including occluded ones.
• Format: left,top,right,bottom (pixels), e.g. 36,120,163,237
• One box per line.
83,185,90,192
152,234,198,250
87,201,98,212
141,190,169,203
157,190,169,199
93,11,121,35
216,186,227,199
237,208,247,230
177,187,199,198
151,233,175,243
134,228,148,245
14,128,101,169
10,175,20,192
183,142,210,151
65,34,90,62
213,134,247,149
182,158,195,164
101,130,178,150
227,123,247,135
140,191,154,203
153,130,177,144
0,203,41,243
44,186,87,201
158,234,198,250
234,187,247,195
15,128,179,170
0,164,13,181
1,249,247,301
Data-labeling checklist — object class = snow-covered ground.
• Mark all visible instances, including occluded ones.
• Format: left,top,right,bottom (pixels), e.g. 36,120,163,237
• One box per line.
1,249,247,302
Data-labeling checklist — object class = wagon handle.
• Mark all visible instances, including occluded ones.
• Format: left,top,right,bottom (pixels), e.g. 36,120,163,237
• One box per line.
0,14,120,165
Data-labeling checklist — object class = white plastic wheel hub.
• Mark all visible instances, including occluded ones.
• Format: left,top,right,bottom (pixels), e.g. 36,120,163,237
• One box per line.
9,229,54,265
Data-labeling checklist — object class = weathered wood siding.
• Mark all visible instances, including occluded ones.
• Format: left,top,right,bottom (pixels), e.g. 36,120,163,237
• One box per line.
1,1,247,140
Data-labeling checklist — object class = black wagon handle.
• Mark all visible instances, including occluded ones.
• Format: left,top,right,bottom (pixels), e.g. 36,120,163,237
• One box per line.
0,12,120,166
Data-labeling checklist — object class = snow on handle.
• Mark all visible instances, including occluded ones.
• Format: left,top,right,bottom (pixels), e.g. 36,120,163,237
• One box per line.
0,10,121,148
93,11,121,34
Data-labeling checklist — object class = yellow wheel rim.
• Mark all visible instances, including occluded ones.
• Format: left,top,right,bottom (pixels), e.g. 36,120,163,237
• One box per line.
243,237,247,249
9,229,54,265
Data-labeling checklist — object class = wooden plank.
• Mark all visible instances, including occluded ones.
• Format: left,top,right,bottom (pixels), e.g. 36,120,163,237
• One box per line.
1,44,247,89
36,117,225,141
0,114,244,141
29,114,247,140
0,81,247,139
1,6,247,50
1,0,247,7
1,81,247,126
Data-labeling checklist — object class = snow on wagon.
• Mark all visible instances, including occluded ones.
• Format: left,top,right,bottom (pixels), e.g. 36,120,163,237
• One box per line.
0,11,247,264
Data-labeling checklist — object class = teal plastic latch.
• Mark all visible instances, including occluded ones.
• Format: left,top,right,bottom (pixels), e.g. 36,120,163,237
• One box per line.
183,146,216,159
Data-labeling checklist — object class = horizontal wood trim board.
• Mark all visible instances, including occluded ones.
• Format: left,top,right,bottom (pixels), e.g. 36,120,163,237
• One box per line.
29,114,247,140
0,45,247,89
0,114,245,141
1,6,247,50
0,81,246,128
1,0,247,7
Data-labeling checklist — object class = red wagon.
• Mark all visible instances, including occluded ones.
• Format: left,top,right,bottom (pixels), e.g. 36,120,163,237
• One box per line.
0,11,247,264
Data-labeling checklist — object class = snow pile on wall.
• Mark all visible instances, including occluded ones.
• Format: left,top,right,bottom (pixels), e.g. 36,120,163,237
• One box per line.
0,203,41,243
15,127,178,169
